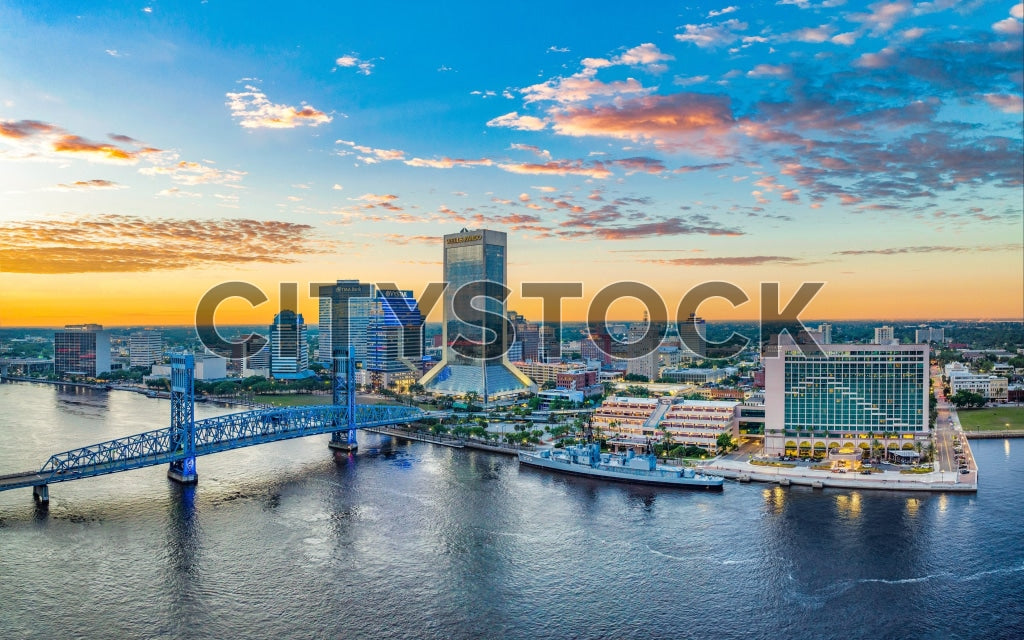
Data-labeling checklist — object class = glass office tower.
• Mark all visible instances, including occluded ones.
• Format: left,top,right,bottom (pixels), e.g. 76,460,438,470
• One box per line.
419,229,533,402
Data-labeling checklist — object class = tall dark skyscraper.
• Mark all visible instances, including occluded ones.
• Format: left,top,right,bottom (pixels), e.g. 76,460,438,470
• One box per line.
317,280,374,364
419,229,532,401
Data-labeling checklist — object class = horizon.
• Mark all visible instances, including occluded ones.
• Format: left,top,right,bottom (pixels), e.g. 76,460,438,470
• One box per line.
1,2,1022,326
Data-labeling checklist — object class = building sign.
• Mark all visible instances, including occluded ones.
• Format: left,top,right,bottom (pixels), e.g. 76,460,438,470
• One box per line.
445,234,482,245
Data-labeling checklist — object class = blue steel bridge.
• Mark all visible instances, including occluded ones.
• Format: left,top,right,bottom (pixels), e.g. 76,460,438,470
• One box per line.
0,352,427,503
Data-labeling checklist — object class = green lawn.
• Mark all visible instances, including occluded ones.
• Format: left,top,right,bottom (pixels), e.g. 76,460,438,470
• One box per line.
253,394,331,407
957,407,1024,431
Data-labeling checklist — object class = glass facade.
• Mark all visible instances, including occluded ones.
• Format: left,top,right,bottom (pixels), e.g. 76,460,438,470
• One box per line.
782,349,927,436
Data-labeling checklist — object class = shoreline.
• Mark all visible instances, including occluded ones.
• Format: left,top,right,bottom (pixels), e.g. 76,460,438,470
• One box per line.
699,458,977,492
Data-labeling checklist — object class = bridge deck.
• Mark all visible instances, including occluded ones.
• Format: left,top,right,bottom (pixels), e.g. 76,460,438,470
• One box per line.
0,403,430,492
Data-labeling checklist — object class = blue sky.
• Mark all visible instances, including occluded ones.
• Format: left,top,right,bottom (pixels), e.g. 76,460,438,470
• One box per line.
0,1,1021,325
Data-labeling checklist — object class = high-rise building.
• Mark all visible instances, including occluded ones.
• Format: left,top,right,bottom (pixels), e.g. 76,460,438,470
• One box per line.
129,330,163,367
581,330,613,366
874,325,897,345
318,280,375,365
625,316,658,381
678,313,707,358
54,324,111,377
817,323,832,345
367,288,424,390
915,327,944,343
763,337,929,456
270,310,309,377
419,229,533,400
507,310,539,362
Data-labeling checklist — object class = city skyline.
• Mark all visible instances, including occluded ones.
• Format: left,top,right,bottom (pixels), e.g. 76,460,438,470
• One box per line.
1,1,1022,327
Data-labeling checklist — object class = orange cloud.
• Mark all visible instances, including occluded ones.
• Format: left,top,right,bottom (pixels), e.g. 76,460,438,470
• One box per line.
226,85,332,129
497,159,612,179
550,92,734,150
0,119,159,164
0,215,329,273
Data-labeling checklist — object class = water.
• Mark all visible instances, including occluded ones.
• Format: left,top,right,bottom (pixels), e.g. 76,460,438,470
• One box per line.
1,382,1022,640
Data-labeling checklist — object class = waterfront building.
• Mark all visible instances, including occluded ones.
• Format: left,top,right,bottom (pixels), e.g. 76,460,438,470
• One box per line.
149,352,227,381
763,337,929,457
657,400,739,454
54,324,111,377
244,338,271,375
317,280,375,365
129,330,163,367
873,325,897,345
419,229,533,400
595,396,741,455
269,310,309,378
367,288,424,391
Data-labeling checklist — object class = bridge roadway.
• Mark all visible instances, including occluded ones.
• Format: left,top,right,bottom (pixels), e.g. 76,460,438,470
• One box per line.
0,403,430,494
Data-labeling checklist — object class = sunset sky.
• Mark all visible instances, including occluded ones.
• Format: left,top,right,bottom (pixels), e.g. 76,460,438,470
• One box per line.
1,1,1022,327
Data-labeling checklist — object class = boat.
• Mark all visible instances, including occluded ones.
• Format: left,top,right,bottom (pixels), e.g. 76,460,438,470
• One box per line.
518,443,724,490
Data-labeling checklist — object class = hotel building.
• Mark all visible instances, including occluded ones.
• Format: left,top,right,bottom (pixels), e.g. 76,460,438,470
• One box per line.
764,338,929,457
129,330,163,367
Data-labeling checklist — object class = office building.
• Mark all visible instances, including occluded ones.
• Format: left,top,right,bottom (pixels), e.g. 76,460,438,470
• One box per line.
817,323,832,345
54,324,111,377
678,313,707,358
915,327,944,343
419,229,533,400
129,330,163,367
948,372,1008,402
625,314,658,381
367,288,424,390
763,337,929,456
582,329,613,366
318,280,375,365
269,310,309,378
873,325,897,345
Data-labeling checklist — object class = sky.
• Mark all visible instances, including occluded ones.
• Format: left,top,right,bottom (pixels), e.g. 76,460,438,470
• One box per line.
0,0,1022,328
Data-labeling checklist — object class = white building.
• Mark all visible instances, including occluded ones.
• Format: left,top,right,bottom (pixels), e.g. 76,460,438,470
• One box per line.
873,326,897,345
129,330,163,367
915,327,944,343
949,372,1008,402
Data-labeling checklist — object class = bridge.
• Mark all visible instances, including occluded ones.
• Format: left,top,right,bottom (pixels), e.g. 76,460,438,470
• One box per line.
0,351,428,504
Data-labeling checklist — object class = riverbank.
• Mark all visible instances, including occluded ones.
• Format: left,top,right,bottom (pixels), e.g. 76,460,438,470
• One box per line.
963,430,1024,439
366,424,536,456
699,458,977,492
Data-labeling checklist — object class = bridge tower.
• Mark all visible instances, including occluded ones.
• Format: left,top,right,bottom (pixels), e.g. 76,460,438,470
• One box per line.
167,353,198,483
328,346,358,452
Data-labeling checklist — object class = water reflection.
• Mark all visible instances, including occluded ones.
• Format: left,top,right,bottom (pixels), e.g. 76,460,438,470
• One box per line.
763,486,786,515
905,497,920,518
835,492,862,520
1005,439,1011,460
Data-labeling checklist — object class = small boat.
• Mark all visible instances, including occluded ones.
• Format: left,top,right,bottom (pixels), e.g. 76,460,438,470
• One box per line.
518,443,723,490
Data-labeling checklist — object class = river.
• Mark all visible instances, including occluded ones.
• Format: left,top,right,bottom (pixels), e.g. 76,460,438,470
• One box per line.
1,382,1022,639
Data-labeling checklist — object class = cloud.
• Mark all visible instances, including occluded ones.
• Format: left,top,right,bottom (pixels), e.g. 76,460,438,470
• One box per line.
332,184,344,190
0,215,329,273
509,143,552,160
1,119,160,164
547,46,570,53
335,139,406,163
848,0,913,36
486,111,548,130
156,187,202,198
496,159,612,179
550,92,734,150
785,25,834,43
612,156,668,174
226,85,331,129
835,244,1018,256
983,93,1024,113
708,6,739,18
747,64,792,77
674,19,748,48
139,160,246,186
565,216,743,240
616,43,675,73
643,255,807,266
403,157,493,169
993,16,1024,35
334,54,374,75
52,179,125,191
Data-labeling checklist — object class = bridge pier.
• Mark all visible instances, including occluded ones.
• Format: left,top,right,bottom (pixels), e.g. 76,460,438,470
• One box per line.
33,484,49,504
167,457,198,484
328,350,358,452
328,431,358,452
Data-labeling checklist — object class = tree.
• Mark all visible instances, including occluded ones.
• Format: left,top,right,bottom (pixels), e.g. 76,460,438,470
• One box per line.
951,390,986,408
716,432,734,453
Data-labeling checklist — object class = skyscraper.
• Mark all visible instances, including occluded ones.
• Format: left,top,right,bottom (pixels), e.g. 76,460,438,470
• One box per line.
269,310,309,378
317,280,375,365
678,312,707,358
874,325,897,345
367,288,424,390
419,229,533,401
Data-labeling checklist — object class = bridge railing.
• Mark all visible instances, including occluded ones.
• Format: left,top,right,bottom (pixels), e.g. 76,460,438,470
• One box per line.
39,427,175,479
